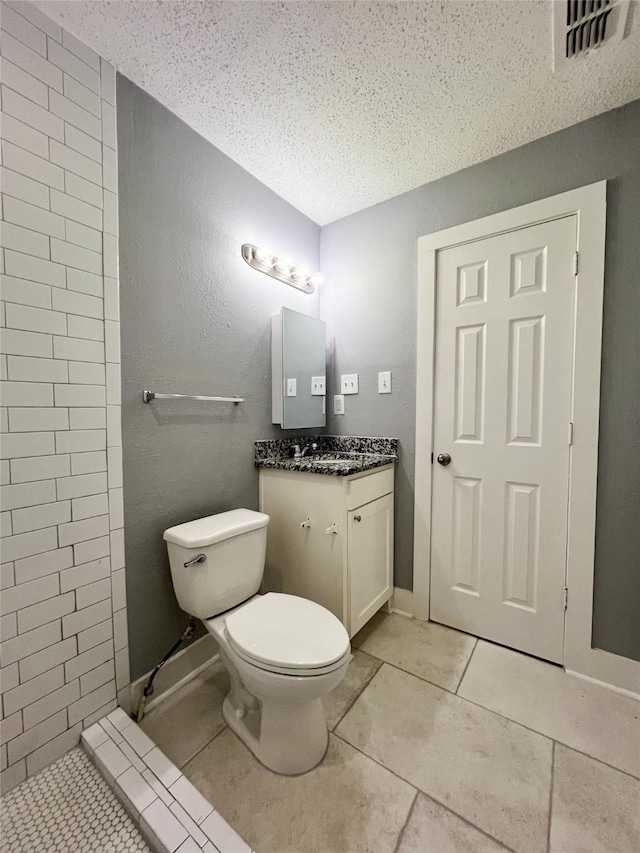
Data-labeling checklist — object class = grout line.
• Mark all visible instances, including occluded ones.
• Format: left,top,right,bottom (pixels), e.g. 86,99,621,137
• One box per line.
354,612,481,698
0,158,61,196
333,730,516,853
452,687,640,781
455,636,478,694
391,789,419,853
548,739,640,783
345,653,640,783
329,654,383,732
356,649,472,697
546,741,556,853
357,626,638,783
177,722,228,772
332,730,420,793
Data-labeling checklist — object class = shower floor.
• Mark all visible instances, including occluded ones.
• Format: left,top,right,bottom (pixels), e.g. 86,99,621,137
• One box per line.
0,746,150,853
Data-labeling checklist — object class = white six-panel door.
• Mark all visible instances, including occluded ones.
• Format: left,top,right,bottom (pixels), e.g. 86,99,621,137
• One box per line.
430,216,577,663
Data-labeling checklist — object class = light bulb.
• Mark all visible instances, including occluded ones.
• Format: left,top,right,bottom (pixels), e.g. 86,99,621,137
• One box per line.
309,272,325,288
274,254,293,274
254,243,273,265
292,264,310,281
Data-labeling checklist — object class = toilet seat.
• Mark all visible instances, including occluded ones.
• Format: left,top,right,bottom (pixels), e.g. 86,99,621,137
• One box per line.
224,592,350,677
228,641,351,677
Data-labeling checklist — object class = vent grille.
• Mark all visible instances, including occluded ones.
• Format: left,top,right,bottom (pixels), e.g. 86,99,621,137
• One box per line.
566,1,613,56
553,0,630,66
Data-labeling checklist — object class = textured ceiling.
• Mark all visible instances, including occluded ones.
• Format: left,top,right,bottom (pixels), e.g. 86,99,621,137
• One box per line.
32,1,640,224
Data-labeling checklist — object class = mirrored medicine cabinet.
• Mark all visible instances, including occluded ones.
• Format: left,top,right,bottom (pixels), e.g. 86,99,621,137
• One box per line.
272,307,326,429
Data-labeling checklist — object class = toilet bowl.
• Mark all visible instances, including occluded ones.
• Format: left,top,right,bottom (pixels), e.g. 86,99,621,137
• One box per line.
206,593,350,774
164,509,351,775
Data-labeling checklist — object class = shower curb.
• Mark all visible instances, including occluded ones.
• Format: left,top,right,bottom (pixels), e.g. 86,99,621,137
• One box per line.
81,707,253,853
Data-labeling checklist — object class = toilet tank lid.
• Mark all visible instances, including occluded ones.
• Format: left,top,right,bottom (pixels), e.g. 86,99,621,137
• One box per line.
163,509,269,548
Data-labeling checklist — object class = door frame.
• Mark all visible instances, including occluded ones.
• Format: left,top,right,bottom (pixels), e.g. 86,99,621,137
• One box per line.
413,181,638,695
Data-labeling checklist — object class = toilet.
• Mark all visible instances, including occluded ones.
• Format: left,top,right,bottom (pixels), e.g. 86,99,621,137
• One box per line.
163,508,350,775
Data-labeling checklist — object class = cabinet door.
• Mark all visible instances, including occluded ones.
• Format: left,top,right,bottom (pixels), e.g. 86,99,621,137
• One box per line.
348,493,394,636
260,470,346,623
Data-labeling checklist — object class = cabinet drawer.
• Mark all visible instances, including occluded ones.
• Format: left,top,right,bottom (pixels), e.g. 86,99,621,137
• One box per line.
347,467,394,510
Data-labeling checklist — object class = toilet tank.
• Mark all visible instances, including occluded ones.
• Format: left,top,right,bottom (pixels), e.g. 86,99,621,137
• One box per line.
164,509,269,619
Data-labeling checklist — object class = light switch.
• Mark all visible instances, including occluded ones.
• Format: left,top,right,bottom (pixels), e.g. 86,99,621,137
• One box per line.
378,371,392,394
286,378,297,397
341,374,359,395
334,394,345,415
311,376,326,396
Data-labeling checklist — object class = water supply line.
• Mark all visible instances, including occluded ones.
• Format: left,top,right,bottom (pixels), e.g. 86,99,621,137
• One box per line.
134,616,197,723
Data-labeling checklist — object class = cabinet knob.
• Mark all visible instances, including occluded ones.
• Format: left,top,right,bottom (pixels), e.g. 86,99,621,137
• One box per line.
354,515,362,522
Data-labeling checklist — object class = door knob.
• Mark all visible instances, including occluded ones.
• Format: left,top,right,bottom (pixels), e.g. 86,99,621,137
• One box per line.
437,453,452,466
354,515,362,522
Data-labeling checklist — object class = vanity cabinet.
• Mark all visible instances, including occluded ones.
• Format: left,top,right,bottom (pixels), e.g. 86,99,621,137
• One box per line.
259,466,394,637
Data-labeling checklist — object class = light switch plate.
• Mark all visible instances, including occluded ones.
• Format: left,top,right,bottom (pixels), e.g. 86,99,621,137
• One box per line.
333,394,345,415
378,371,392,393
341,374,359,395
311,376,326,396
286,378,297,397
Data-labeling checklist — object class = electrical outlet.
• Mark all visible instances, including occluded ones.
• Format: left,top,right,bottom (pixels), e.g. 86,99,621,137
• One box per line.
333,394,345,415
311,376,326,396
286,378,297,397
341,373,359,395
378,371,392,393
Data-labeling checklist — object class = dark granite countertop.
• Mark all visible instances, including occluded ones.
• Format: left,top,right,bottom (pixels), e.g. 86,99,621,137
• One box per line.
254,436,398,477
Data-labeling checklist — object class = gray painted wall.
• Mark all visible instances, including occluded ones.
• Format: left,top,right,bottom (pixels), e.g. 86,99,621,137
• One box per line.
117,77,321,679
320,99,640,662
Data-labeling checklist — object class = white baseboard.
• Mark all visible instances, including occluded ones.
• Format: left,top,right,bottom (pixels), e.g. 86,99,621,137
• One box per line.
127,634,219,717
565,668,640,702
389,587,414,618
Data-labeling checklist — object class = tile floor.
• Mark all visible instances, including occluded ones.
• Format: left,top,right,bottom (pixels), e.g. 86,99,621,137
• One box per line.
140,612,640,853
0,746,150,852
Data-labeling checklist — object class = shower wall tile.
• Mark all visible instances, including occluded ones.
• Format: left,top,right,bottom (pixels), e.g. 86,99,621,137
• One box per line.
0,0,129,794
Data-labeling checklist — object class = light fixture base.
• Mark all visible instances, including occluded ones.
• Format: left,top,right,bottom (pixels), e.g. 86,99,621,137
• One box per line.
241,244,316,294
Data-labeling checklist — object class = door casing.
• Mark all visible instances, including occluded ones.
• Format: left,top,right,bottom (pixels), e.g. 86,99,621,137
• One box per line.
413,182,639,696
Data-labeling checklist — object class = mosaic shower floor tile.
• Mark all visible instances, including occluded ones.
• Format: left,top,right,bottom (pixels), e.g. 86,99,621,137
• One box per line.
0,746,150,853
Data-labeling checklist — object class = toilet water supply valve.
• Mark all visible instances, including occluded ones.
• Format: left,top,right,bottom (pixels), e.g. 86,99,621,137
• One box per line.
134,616,197,723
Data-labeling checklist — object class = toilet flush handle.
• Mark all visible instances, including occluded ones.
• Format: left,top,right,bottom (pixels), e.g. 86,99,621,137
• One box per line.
184,553,207,568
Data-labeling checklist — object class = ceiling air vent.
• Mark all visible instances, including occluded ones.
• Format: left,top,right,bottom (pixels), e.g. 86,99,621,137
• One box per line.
553,0,630,67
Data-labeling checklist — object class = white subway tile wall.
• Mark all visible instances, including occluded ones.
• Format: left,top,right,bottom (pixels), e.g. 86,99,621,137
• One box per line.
0,0,128,793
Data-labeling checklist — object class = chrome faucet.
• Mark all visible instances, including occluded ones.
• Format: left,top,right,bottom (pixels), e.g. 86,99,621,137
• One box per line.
293,442,318,459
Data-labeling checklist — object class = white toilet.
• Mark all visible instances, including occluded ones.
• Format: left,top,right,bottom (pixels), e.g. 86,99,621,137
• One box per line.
163,508,350,775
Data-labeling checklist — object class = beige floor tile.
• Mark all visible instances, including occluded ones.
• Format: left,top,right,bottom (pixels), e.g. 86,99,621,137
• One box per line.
324,649,382,730
140,661,229,768
183,728,416,853
458,640,640,778
336,663,552,853
397,793,510,853
550,744,640,853
352,612,476,691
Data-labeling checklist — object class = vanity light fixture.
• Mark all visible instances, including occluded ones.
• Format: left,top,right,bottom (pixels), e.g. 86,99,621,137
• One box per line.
242,243,325,294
